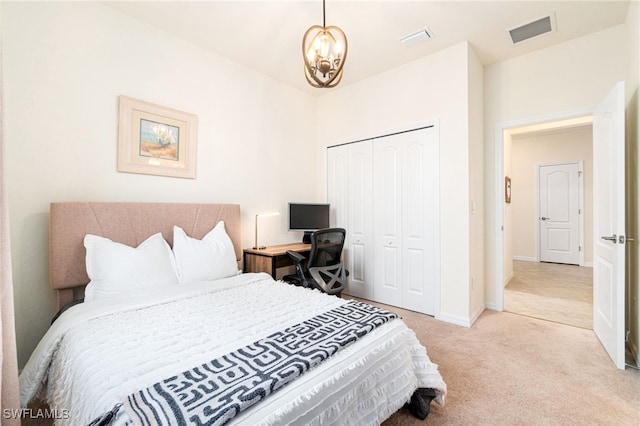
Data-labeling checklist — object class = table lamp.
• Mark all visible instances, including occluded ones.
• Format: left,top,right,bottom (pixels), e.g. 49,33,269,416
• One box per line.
253,211,280,249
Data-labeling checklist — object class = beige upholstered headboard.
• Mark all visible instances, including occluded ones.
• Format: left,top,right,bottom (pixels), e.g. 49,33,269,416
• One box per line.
49,202,241,309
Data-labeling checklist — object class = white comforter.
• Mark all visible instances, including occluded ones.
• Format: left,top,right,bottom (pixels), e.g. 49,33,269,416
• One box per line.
19,273,446,425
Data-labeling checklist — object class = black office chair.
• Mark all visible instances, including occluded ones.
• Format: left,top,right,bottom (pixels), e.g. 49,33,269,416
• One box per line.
283,228,347,296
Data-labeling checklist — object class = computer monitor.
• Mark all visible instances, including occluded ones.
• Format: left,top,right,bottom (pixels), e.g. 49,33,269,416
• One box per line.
288,202,330,243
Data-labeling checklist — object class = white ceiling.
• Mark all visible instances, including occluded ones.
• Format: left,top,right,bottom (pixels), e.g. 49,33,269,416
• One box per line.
105,1,630,96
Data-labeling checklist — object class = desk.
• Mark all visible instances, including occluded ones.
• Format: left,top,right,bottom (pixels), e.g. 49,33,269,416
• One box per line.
243,242,311,279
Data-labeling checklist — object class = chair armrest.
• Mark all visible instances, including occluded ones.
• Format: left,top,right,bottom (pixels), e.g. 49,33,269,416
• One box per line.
287,250,309,287
287,250,307,265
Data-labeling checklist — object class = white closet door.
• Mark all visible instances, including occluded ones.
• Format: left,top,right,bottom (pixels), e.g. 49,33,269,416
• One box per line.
373,128,438,315
327,142,373,299
327,146,348,229
401,129,438,315
346,141,373,299
373,137,403,307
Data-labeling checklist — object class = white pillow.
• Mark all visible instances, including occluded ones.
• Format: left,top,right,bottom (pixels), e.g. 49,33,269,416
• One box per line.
84,233,179,302
172,221,238,283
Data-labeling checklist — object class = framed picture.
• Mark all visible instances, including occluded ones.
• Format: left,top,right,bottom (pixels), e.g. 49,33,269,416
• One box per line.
505,176,512,203
118,96,198,179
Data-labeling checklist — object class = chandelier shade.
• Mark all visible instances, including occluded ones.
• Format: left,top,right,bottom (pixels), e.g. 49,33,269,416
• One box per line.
302,1,347,88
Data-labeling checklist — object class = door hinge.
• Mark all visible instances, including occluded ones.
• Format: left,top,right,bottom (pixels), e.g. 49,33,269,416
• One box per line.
578,208,581,214
578,171,583,177
579,246,582,252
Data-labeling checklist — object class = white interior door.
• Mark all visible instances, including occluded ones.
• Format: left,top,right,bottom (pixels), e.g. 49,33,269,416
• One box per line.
593,81,626,369
538,162,581,265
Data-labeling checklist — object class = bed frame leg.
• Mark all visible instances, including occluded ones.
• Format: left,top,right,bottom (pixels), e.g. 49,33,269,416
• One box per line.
405,388,437,420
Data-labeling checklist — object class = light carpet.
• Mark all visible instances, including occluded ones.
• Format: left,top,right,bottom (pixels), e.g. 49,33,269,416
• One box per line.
371,301,639,426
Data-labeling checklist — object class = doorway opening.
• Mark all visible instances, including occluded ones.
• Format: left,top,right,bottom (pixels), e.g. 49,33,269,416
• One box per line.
503,122,593,329
494,83,630,370
505,260,593,328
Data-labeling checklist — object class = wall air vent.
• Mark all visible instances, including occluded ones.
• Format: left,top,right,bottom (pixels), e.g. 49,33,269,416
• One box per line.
508,12,556,44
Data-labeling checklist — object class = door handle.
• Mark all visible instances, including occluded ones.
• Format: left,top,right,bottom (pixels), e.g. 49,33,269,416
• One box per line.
541,217,551,221
601,234,617,243
619,235,635,244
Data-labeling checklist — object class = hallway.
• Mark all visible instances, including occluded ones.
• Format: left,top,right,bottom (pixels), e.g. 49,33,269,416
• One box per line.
504,260,593,329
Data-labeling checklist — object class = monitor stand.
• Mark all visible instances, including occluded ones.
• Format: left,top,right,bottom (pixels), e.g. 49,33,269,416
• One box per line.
302,231,312,244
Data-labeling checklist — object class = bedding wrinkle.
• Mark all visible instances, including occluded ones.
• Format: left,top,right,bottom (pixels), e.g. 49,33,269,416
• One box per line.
248,323,445,426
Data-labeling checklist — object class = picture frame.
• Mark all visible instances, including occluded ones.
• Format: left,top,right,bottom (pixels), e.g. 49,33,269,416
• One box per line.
118,96,198,179
505,176,512,203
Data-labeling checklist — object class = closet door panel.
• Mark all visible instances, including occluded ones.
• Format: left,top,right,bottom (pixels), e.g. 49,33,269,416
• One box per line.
382,246,400,289
374,140,402,306
327,147,348,229
405,141,425,238
327,142,373,299
346,141,373,299
406,248,424,293
350,243,365,283
401,129,438,315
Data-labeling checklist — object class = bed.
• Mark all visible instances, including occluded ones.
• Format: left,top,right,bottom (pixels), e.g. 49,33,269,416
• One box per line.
19,202,446,425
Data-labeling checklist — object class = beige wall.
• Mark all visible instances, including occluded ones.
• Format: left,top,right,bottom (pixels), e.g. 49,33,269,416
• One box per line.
510,126,594,265
484,25,627,309
316,42,480,325
468,45,485,322
3,2,317,368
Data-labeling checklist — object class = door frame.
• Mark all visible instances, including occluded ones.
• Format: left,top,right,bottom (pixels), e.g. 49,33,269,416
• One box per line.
492,107,593,311
536,160,585,266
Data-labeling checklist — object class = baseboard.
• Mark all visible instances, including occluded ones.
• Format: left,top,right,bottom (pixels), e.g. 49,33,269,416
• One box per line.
511,256,594,268
436,312,472,328
470,304,485,325
512,256,537,262
437,306,485,327
504,271,514,288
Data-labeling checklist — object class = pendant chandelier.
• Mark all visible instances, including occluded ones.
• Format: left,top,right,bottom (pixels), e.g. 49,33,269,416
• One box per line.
302,0,348,88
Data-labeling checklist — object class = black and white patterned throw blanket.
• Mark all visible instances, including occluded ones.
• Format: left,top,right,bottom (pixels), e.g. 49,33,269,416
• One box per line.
123,300,398,426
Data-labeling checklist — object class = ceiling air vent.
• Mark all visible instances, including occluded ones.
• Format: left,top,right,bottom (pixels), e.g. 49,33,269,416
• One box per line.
400,28,433,47
508,12,556,44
